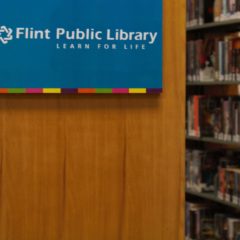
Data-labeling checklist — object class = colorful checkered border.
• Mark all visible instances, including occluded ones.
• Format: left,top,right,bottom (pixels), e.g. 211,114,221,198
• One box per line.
0,88,162,94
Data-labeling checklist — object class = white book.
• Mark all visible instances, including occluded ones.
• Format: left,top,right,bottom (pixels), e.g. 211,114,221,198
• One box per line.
233,196,238,205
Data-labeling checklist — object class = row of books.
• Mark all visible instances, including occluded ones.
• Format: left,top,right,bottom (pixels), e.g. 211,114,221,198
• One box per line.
187,96,240,142
215,0,240,22
218,164,240,204
186,149,218,193
186,202,240,240
187,32,240,83
187,0,240,27
186,149,240,206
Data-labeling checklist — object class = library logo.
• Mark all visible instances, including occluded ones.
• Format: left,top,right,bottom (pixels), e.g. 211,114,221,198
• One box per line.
0,26,158,50
0,26,13,44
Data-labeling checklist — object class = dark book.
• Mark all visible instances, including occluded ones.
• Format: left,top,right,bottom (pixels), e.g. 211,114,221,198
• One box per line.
204,0,214,22
199,97,218,137
214,214,228,240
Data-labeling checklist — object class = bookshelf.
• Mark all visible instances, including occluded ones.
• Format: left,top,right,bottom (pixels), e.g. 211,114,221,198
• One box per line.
186,189,240,210
186,1,240,239
186,135,240,146
187,80,240,86
187,19,240,31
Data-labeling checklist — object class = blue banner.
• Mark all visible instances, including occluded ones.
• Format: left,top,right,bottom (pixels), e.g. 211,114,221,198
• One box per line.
0,0,162,93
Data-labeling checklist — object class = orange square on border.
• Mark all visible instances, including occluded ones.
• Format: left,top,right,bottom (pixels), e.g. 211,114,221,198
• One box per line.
78,89,96,94
0,89,8,94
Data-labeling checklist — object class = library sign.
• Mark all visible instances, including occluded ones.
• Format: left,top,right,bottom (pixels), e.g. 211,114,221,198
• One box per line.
0,0,162,94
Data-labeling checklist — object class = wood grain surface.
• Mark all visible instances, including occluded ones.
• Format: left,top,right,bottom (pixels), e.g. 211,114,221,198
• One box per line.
0,0,185,239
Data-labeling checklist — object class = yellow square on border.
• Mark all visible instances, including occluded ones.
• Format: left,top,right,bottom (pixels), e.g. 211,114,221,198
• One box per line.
129,88,147,94
43,88,61,94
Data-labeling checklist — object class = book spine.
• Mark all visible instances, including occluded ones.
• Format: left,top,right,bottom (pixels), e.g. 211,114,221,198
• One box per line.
190,211,197,239
237,103,240,142
230,0,236,15
190,0,193,25
186,203,190,239
233,172,238,204
218,168,226,200
233,102,239,142
214,0,222,21
215,39,220,80
194,96,200,137
196,40,200,81
236,0,240,16
238,103,240,141
221,0,227,20
199,0,204,24
204,0,214,22
228,0,232,16
225,171,230,202
196,210,200,239
187,42,191,81
233,48,237,81
219,42,225,81
237,49,240,81
192,0,197,25
224,98,232,141
230,172,234,203
228,39,233,81
195,0,199,25
192,42,196,81
225,41,229,81
187,98,192,136
230,41,235,81
190,41,194,81
238,172,240,205
229,98,233,141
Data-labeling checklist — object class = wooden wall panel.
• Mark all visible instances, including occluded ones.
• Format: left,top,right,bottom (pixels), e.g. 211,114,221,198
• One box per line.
0,0,185,239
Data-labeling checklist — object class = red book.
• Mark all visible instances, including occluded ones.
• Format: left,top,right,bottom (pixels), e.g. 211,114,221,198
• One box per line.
219,168,226,200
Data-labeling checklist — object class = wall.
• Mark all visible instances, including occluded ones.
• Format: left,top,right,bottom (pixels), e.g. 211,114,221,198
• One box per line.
0,0,185,239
